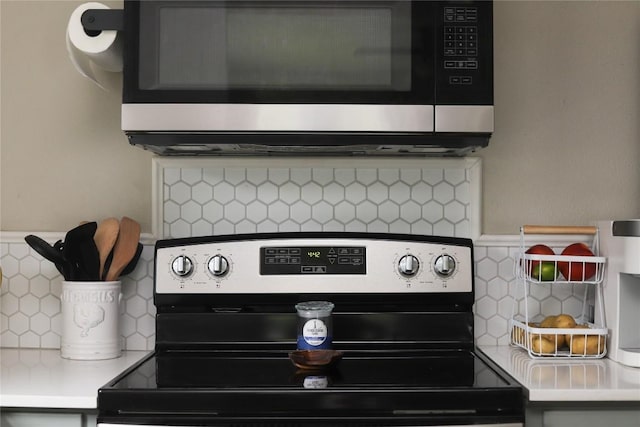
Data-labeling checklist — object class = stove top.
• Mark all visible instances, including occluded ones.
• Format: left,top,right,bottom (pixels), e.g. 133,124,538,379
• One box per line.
108,350,496,389
98,232,523,427
99,349,522,425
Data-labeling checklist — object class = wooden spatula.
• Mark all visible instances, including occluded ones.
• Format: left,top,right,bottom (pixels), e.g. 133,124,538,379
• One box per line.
105,216,141,282
94,217,120,280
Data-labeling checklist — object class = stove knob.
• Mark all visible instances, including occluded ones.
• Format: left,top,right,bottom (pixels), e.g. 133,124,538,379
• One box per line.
434,254,456,278
398,254,420,277
171,255,193,278
208,255,229,277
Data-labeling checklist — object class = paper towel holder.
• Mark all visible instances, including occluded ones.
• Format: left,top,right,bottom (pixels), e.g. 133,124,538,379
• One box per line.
81,9,123,36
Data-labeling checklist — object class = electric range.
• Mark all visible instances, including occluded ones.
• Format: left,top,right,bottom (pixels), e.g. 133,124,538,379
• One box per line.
98,232,524,427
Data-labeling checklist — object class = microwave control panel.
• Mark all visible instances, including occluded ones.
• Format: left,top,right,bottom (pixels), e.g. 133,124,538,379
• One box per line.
443,6,479,78
437,1,493,104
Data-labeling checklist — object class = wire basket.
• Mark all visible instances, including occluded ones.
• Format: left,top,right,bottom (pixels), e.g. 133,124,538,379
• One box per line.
510,225,608,359
510,318,607,358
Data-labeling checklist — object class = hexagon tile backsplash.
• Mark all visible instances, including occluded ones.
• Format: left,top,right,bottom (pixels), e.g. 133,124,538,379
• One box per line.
158,158,480,239
1,158,581,351
0,243,156,351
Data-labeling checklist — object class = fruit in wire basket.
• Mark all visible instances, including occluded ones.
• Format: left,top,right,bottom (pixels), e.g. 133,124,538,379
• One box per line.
532,262,558,281
566,325,605,355
553,313,577,329
540,315,557,328
539,315,558,343
529,335,556,355
536,315,567,349
512,322,538,345
565,323,589,345
511,325,524,345
557,243,597,281
524,245,555,278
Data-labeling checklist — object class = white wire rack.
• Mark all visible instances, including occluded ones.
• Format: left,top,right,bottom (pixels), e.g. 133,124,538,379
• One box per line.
510,225,608,359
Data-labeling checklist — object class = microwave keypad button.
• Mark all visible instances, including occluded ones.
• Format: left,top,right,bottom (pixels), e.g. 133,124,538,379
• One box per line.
466,8,478,22
445,61,456,69
444,7,478,23
444,25,479,58
449,76,474,85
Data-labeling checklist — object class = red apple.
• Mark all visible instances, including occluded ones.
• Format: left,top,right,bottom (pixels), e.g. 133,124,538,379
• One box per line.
558,243,596,281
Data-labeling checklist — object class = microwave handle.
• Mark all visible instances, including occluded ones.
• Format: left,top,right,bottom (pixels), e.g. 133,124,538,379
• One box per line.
81,9,124,34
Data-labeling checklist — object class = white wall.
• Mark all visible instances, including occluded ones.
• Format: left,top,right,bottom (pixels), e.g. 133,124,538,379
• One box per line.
1,1,639,235
478,0,640,233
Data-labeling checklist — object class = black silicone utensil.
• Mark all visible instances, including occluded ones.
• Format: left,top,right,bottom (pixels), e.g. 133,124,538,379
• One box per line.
24,235,67,277
120,242,143,276
63,222,99,281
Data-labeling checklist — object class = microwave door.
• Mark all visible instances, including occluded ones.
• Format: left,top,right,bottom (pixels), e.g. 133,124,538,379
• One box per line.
124,0,435,120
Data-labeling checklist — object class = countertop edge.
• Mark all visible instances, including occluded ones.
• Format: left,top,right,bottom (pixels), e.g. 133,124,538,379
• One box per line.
478,345,640,403
0,396,96,410
0,348,151,410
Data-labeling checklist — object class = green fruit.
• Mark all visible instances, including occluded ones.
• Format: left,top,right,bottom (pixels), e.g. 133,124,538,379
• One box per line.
532,262,557,281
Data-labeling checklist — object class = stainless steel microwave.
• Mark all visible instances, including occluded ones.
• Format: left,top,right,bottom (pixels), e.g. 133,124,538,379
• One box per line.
121,0,493,156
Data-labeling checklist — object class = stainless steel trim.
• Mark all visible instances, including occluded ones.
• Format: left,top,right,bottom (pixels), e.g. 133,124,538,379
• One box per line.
122,104,434,133
99,423,522,427
435,105,494,133
154,237,473,295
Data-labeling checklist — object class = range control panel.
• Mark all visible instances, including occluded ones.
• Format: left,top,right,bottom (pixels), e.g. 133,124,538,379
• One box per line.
261,246,366,275
154,234,473,295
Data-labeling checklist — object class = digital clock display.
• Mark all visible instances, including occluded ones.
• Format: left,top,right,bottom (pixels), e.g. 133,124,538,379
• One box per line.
260,246,366,275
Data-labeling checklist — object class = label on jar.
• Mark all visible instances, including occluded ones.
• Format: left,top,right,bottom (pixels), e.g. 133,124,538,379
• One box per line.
302,319,328,346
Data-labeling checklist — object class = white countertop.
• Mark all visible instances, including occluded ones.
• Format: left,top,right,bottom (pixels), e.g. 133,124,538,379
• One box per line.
479,345,640,402
0,348,150,409
2,347,639,409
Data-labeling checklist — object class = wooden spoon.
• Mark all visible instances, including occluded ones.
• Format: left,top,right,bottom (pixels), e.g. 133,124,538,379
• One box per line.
94,217,120,280
105,216,141,282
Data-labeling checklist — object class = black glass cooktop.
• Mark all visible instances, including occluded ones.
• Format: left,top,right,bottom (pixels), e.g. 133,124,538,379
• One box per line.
112,349,504,389
98,349,524,425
